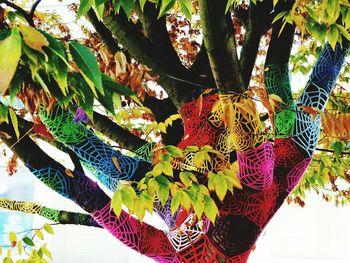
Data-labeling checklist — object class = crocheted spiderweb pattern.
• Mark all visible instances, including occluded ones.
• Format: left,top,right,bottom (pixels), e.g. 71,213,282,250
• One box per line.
40,108,142,191
41,207,60,221
72,129,141,190
0,199,45,217
265,63,296,138
298,43,346,112
219,183,278,228
31,42,346,263
237,141,274,190
175,94,265,174
292,43,346,157
135,142,154,162
165,214,210,252
39,107,88,144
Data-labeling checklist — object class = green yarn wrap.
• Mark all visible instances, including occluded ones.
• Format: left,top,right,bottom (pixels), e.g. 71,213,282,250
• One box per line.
264,63,296,138
39,107,88,144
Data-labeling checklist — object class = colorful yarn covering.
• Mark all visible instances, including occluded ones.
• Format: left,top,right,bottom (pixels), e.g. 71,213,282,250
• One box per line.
27,42,347,262
39,107,142,191
0,198,99,227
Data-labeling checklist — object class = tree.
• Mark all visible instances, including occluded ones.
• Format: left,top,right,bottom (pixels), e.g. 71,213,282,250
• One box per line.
0,0,350,262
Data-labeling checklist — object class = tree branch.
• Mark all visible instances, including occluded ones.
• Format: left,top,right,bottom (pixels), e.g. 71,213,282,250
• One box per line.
265,22,295,65
0,197,101,228
102,11,195,106
0,122,174,259
134,2,183,70
142,95,184,146
29,0,42,21
188,42,216,87
90,110,149,151
86,9,121,54
16,116,84,173
240,1,274,87
198,0,244,93
0,0,34,26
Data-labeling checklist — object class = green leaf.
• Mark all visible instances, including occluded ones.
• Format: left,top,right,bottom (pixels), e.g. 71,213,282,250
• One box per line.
336,24,350,41
41,31,68,95
327,25,339,50
101,74,134,96
112,0,123,12
152,163,164,176
208,172,216,191
225,0,234,13
35,230,44,240
9,109,19,140
204,195,219,223
157,183,169,205
193,151,205,168
180,191,191,211
9,67,26,103
43,223,54,235
185,145,199,152
158,0,175,18
179,0,192,20
192,195,204,218
70,73,94,119
179,172,192,187
0,103,8,124
3,257,13,263
95,3,105,18
134,197,146,221
165,145,184,157
22,237,34,247
121,0,134,18
272,11,287,24
77,0,94,19
215,173,228,202
171,191,182,215
69,41,103,96
41,246,52,260
112,190,123,216
139,0,147,11
0,28,21,95
121,186,137,211
162,161,173,177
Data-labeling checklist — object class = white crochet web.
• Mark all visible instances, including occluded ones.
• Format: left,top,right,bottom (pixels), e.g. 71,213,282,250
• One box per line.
165,214,209,252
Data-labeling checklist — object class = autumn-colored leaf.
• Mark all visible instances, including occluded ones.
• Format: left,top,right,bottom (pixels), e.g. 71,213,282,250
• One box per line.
224,101,235,132
299,105,320,120
112,156,122,172
198,95,203,116
19,24,49,54
0,28,21,94
65,168,74,178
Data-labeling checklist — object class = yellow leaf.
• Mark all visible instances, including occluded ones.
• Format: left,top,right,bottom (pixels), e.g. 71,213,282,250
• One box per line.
269,94,285,104
202,88,213,95
19,24,49,54
198,95,203,116
35,230,44,240
9,232,17,247
65,168,74,178
0,29,22,94
112,156,122,172
8,109,19,140
224,102,235,132
235,101,256,118
43,223,54,234
17,240,22,255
